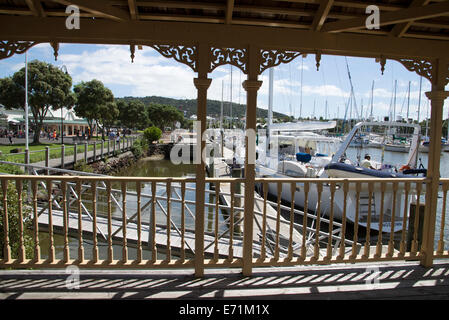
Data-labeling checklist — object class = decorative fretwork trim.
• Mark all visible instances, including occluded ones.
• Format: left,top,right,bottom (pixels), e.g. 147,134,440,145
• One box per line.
150,44,197,72
51,42,59,61
209,47,247,74
375,55,386,75
130,44,135,63
0,41,39,60
259,49,301,74
394,58,433,83
150,45,302,76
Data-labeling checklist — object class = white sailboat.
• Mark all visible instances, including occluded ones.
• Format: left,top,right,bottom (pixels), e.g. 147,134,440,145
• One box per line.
258,121,426,233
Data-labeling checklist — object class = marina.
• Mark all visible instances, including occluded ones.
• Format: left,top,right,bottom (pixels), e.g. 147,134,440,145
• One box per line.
1,130,447,268
1,0,449,303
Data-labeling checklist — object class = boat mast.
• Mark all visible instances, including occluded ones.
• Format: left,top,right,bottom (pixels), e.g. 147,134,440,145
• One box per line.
406,81,411,123
229,65,233,129
360,98,363,121
325,99,328,120
426,99,429,138
313,99,316,119
393,80,397,122
300,55,304,119
370,80,374,121
220,79,224,129
415,76,423,166
268,67,274,140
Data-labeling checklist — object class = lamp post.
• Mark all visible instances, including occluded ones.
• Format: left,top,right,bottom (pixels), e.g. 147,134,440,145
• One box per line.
59,65,68,145
25,51,29,157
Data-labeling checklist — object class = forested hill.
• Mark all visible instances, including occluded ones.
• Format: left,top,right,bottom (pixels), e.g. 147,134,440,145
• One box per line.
116,96,288,119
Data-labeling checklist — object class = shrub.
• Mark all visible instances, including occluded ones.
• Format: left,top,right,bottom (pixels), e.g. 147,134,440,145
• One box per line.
73,160,93,173
131,138,149,159
0,181,34,259
143,126,162,144
0,163,24,175
131,141,143,159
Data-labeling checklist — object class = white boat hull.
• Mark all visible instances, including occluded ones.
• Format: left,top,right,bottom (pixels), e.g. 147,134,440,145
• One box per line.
264,172,408,233
384,144,410,153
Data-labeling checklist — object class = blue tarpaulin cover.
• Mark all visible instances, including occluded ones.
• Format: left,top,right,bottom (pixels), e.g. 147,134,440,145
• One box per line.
296,152,312,163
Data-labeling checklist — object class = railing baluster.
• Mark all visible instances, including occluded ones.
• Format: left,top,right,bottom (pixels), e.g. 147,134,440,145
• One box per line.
92,181,98,263
15,179,26,262
32,180,40,263
180,181,186,262
411,182,422,255
288,182,295,261
214,181,220,261
363,182,374,259
165,180,171,262
46,179,55,263
374,182,384,258
399,182,410,257
136,181,142,263
76,179,84,263
121,181,128,264
274,182,282,261
326,181,335,261
437,182,448,255
337,180,349,261
62,181,70,263
313,182,323,262
1,179,11,262
386,182,399,257
151,181,157,263
301,182,309,261
106,181,113,263
228,181,236,261
351,182,361,260
260,182,267,261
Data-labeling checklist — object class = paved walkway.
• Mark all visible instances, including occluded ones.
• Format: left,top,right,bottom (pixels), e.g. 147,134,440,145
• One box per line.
0,260,448,300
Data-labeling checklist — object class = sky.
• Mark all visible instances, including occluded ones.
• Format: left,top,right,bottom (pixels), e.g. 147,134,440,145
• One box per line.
0,42,445,122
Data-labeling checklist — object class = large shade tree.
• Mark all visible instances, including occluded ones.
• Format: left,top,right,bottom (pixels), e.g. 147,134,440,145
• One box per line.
0,60,75,144
73,79,114,139
147,103,184,131
118,100,149,130
97,101,119,139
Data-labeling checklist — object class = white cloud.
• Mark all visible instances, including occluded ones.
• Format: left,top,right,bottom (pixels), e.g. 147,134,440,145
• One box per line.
302,84,350,98
58,45,196,98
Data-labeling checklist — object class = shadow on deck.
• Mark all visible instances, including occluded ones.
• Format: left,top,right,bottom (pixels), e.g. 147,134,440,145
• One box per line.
1,260,448,300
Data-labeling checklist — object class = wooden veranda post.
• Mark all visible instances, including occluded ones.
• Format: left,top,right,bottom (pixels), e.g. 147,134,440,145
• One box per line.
194,43,211,278
421,58,449,267
242,46,262,277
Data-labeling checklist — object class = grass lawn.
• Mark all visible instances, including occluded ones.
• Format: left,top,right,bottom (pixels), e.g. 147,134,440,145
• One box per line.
0,140,114,164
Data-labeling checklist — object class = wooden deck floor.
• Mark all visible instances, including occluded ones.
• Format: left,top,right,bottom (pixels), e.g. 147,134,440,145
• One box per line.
0,260,448,300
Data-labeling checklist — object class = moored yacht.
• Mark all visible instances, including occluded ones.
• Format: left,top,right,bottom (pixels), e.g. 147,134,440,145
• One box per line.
257,121,427,233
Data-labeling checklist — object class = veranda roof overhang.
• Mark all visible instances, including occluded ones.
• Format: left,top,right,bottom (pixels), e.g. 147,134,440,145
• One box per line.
0,0,448,63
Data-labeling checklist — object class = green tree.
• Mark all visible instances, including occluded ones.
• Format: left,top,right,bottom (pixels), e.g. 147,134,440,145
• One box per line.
147,103,184,131
97,101,119,140
0,60,75,144
118,100,148,130
143,126,162,144
73,79,114,139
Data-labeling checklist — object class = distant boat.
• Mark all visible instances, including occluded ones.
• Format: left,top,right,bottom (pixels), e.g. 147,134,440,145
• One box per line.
418,137,449,153
384,142,410,153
